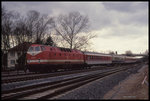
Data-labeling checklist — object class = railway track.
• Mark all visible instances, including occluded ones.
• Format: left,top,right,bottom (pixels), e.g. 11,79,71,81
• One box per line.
2,65,117,84
2,72,37,78
2,65,135,100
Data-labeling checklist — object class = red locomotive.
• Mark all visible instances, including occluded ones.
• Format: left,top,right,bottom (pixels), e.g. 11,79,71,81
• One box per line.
26,44,84,72
26,44,139,72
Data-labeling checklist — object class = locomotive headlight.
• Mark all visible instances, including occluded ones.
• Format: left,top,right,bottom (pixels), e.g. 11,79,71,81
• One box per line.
32,53,34,56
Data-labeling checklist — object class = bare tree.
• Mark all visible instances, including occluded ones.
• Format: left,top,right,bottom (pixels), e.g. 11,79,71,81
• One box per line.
109,51,115,55
144,49,149,55
2,6,17,70
2,6,15,51
44,35,55,46
13,16,27,45
125,50,133,56
11,10,55,45
2,8,55,47
53,11,96,50
25,10,55,44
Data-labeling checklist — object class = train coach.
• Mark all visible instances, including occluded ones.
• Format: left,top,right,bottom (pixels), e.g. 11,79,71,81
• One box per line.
112,55,139,64
83,52,112,66
112,55,125,64
124,56,139,63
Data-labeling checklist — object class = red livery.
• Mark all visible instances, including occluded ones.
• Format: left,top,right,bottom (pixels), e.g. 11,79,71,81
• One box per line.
26,44,139,72
26,44,84,72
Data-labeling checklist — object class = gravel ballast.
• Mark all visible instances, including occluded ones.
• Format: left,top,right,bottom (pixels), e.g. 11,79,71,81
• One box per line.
55,63,144,99
2,68,114,91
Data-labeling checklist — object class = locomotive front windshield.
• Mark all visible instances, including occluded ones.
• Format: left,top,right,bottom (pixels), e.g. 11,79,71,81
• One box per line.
35,46,40,51
28,47,34,52
28,46,42,52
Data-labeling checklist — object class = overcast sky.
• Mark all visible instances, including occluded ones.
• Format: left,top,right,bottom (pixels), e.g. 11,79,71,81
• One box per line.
2,2,148,54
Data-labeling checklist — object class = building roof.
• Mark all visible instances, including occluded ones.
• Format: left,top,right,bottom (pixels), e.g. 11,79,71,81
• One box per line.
8,42,32,52
83,51,112,56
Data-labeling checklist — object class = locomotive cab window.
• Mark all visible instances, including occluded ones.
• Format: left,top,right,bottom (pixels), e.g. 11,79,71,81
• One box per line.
35,46,40,51
28,47,34,52
41,46,46,51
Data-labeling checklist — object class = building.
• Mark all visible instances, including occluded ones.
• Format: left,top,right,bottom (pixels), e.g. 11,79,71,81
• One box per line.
7,42,32,69
2,51,8,71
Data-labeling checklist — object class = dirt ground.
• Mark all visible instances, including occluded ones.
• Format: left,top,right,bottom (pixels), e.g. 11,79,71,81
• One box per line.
103,64,149,100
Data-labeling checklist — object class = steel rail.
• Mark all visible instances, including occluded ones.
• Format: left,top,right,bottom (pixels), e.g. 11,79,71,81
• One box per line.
2,66,131,100
2,65,116,84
